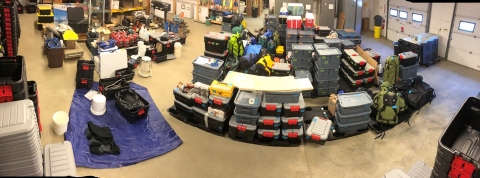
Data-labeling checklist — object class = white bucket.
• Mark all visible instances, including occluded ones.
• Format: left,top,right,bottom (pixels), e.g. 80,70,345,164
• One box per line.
53,111,69,135
138,45,147,57
174,42,182,58
90,94,107,116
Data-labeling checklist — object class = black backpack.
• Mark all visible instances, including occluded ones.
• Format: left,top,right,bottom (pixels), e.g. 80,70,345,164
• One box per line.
231,13,243,27
395,75,436,110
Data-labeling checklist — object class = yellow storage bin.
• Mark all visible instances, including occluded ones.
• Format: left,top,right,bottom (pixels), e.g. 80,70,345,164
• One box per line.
38,5,52,15
209,80,234,98
37,12,54,23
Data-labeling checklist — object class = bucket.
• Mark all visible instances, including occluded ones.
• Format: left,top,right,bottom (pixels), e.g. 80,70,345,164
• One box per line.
53,111,69,135
90,94,107,116
174,42,182,58
374,26,381,39
206,19,211,26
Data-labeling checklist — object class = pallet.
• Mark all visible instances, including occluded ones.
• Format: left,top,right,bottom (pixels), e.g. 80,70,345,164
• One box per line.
168,106,225,137
77,33,86,42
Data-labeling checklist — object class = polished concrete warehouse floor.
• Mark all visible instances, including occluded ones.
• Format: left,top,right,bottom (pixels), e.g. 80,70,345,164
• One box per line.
17,12,480,178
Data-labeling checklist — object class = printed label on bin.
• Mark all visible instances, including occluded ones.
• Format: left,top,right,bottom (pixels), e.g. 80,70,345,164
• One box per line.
263,132,274,137
237,125,246,131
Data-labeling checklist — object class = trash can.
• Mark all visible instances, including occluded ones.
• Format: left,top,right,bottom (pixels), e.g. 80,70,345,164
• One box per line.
374,15,383,26
393,41,399,55
374,26,381,39
252,7,258,18
47,47,65,68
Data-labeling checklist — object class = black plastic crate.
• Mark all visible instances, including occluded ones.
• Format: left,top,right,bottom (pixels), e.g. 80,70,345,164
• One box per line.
99,77,130,100
152,53,168,63
27,81,37,104
75,78,93,89
38,15,54,23
76,60,95,79
0,56,27,93
13,89,28,101
340,60,364,80
115,89,150,124
115,68,135,81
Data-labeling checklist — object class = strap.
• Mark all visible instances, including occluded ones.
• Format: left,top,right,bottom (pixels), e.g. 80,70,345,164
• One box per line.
392,94,398,124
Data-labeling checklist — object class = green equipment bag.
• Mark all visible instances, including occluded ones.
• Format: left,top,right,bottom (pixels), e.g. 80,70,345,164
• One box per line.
273,31,281,46
266,40,277,53
258,36,267,48
372,81,408,125
383,55,400,85
227,33,245,59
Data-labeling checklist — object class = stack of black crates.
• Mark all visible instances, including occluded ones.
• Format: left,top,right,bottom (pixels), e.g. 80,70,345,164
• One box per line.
67,7,88,33
1,0,21,57
397,33,439,67
75,60,95,90
398,52,419,80
340,49,375,90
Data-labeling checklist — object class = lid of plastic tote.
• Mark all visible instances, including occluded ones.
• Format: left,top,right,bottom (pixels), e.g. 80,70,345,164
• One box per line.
174,42,182,47
142,56,151,62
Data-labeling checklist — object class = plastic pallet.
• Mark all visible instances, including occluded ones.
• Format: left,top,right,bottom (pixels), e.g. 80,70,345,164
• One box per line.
168,105,225,136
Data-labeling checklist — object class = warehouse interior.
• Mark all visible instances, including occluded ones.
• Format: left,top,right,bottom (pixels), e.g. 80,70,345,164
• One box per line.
1,0,480,177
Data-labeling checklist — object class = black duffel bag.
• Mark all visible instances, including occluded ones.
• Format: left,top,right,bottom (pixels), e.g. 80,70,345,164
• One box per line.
395,75,436,110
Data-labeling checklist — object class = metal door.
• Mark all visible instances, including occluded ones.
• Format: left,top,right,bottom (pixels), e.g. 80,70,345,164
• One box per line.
319,0,336,28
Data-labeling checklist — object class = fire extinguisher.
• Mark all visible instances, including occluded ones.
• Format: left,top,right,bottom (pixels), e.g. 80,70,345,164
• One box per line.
381,19,385,29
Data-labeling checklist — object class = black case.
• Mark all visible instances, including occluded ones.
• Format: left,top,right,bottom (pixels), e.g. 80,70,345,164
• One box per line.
0,56,27,93
99,77,130,100
115,68,135,81
76,60,95,79
75,78,93,89
115,90,150,124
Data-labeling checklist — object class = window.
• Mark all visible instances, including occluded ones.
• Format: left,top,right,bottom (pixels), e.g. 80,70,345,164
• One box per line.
459,21,476,33
390,8,398,17
399,11,408,19
412,13,423,23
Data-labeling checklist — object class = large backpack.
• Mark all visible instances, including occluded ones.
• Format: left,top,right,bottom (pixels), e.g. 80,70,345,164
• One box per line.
372,82,408,125
231,13,243,27
395,75,436,110
238,53,259,72
227,33,245,59
266,40,277,53
384,55,400,85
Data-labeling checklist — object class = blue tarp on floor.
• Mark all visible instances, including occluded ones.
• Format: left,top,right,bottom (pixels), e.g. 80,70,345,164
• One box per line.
65,82,182,168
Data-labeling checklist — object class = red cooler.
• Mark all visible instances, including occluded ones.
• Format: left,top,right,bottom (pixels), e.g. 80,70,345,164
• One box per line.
287,16,302,29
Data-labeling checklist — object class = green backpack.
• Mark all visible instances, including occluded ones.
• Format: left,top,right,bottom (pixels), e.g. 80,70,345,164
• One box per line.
273,31,281,46
266,40,277,53
227,33,245,59
384,55,400,85
372,81,408,125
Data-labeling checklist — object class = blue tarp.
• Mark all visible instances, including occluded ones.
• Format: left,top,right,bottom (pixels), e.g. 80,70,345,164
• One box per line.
65,82,182,168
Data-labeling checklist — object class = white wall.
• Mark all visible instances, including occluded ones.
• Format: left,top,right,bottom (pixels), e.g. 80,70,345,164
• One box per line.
428,3,454,58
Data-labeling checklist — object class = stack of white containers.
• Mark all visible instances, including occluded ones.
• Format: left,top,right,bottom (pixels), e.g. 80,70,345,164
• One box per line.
0,100,43,176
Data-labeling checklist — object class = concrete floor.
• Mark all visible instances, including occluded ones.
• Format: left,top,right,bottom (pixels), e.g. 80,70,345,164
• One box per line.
18,11,480,177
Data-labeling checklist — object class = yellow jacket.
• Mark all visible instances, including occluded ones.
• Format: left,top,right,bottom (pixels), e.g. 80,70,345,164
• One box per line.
256,54,274,75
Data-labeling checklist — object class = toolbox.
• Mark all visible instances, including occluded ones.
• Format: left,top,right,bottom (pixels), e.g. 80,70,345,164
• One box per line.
233,108,259,126
210,80,234,98
341,39,356,50
204,32,229,53
234,90,263,116
260,95,282,117
335,105,371,124
281,116,304,129
283,93,306,117
76,60,95,79
398,51,418,67
0,56,27,93
345,55,367,71
365,49,381,63
363,77,374,88
343,49,359,57
174,99,194,118
399,64,419,80
316,84,339,97
315,48,342,68
292,44,314,59
313,63,339,80
115,89,150,124
340,68,363,90
75,78,93,90
229,119,257,142
276,46,285,56
192,71,223,86
264,91,301,103
258,116,281,130
281,126,304,141
313,77,339,89
305,116,332,145
192,93,209,111
334,114,369,133
209,94,231,111
294,70,313,97
257,129,280,141
204,50,228,61
340,58,364,80
38,5,51,15
99,77,130,100
173,87,194,107
364,63,375,78
271,63,291,76
192,56,224,79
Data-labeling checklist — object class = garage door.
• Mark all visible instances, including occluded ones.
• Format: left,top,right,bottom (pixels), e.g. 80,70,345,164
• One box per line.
447,3,480,72
386,0,429,42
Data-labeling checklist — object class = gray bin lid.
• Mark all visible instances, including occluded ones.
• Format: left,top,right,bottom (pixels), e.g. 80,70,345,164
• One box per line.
283,93,306,109
344,49,359,56
173,87,193,100
192,56,224,70
204,32,229,40
261,95,282,108
294,70,313,83
44,141,77,176
281,126,304,136
338,91,373,108
341,39,355,45
258,116,281,123
323,38,342,43
209,94,231,105
292,44,314,51
341,58,360,72
272,63,291,71
298,30,314,35
317,48,341,56
0,100,36,137
313,43,329,50
234,90,263,108
281,116,304,123
229,118,257,130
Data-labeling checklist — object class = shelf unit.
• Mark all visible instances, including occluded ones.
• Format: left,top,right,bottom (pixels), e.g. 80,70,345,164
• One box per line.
194,0,239,24
88,0,149,26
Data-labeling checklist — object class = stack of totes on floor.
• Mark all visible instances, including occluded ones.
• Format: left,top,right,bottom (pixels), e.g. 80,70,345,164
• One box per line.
312,45,342,96
1,1,21,57
203,32,229,61
192,56,224,85
341,49,375,90
398,52,419,80
335,29,362,44
75,60,95,90
334,92,372,134
229,90,305,143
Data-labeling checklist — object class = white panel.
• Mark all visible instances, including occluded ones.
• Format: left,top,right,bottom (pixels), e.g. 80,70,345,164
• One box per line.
451,16,480,37
429,3,454,58
387,29,408,41
455,3,480,18
447,47,480,72
449,33,480,54
379,0,388,37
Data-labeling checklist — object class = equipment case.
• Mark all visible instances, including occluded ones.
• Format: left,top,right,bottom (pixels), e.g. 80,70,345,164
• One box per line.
281,126,304,141
233,108,259,125
283,93,306,117
192,94,209,111
364,63,375,78
271,63,291,76
399,64,419,80
305,116,332,145
315,48,342,69
204,32,229,53
210,80,234,98
340,68,363,90
260,95,282,117
258,116,281,130
174,99,194,118
229,119,257,142
340,58,364,80
294,70,313,97
173,87,194,106
204,50,228,61
313,62,340,80
334,114,369,133
257,129,280,141
208,94,231,111
292,44,314,59
335,106,371,124
345,55,367,71
337,91,373,115
234,90,263,116
264,91,301,103
398,51,418,67
192,56,224,79
281,116,304,129
192,71,223,86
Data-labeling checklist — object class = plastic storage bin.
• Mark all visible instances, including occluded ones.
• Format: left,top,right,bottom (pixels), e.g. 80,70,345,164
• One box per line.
192,71,223,86
363,77,374,88
316,84,339,96
258,116,281,130
335,107,371,124
313,77,339,88
257,129,280,141
0,56,27,94
292,44,314,59
221,22,232,32
364,63,375,78
234,90,263,116
399,51,418,67
334,114,369,133
204,32,229,53
174,99,194,118
192,94,209,111
341,39,355,50
115,68,135,81
264,91,300,103
315,48,342,68
295,70,313,97
99,77,130,100
337,91,373,115
281,116,304,129
399,64,419,80
340,58,364,80
345,55,367,71
233,108,259,125
313,62,339,80
260,95,282,117
283,93,306,117
75,78,93,89
229,119,257,142
323,38,342,49
204,50,228,61
209,80,234,98
286,29,298,41
76,60,95,79
271,63,291,76
298,30,315,42
173,87,193,107
281,126,304,141
305,116,332,145
192,56,224,79
114,89,150,124
208,94,231,111
340,68,363,90
313,43,329,50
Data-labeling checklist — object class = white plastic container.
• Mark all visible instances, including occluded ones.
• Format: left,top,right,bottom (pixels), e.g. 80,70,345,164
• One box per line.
174,42,182,58
53,111,69,135
90,94,107,116
305,116,332,145
44,141,77,176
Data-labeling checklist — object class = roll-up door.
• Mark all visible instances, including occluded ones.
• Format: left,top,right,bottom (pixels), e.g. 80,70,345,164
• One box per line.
386,0,429,42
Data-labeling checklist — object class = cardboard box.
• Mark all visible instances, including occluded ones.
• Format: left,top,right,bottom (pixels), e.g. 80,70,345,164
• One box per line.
328,94,338,117
97,28,111,41
112,0,120,9
356,45,380,85
122,0,134,8
64,40,76,49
